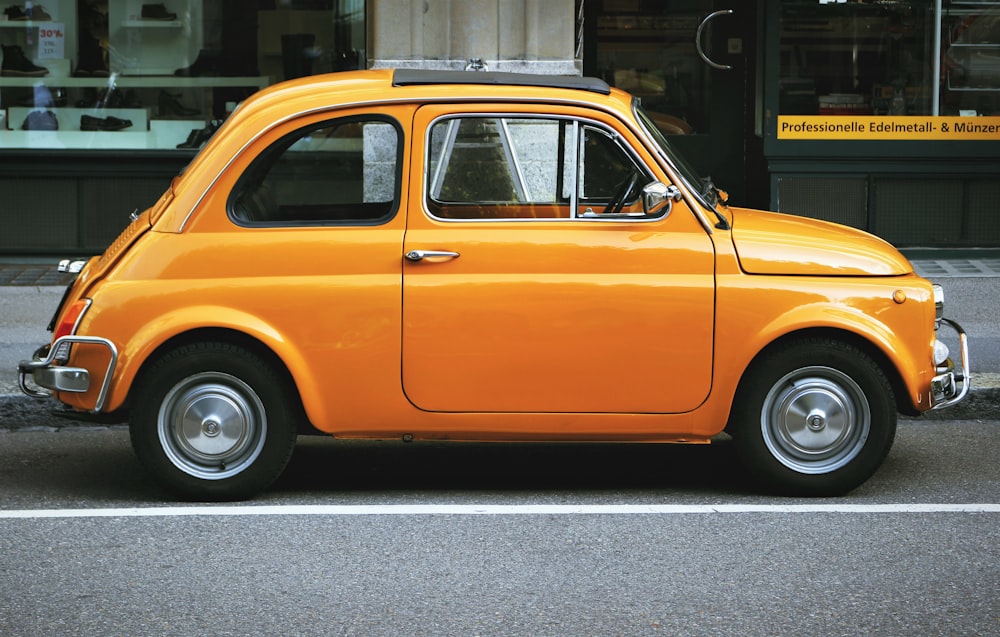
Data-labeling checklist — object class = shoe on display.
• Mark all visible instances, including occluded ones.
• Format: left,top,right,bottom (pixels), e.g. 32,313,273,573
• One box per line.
80,114,133,131
158,90,198,116
174,49,219,77
1,44,49,77
16,84,66,107
73,35,111,77
28,4,51,20
176,119,221,149
3,4,26,19
4,3,52,20
141,3,176,20
20,110,58,131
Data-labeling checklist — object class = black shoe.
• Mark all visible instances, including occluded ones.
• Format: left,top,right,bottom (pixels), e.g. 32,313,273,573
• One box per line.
3,4,52,20
176,120,221,149
29,4,51,20
77,36,112,78
141,3,176,20
1,44,49,77
80,115,133,131
3,5,26,19
174,49,219,77
16,85,66,107
21,110,58,130
158,90,198,116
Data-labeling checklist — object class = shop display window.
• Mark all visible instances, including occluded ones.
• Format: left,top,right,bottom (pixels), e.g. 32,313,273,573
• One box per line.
779,0,1000,118
0,0,365,150
592,0,715,135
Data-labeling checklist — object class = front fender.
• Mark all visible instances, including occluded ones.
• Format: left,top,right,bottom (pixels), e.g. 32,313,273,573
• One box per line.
715,276,936,414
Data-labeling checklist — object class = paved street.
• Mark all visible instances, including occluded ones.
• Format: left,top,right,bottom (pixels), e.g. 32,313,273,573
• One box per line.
1,421,998,636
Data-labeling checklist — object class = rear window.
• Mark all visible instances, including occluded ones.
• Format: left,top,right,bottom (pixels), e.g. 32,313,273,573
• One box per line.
229,116,402,226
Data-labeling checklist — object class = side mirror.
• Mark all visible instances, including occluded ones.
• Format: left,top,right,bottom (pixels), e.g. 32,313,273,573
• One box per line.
642,181,682,216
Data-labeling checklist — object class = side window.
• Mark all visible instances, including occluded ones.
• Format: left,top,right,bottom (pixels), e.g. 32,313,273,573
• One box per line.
426,116,654,220
229,116,400,226
580,126,637,201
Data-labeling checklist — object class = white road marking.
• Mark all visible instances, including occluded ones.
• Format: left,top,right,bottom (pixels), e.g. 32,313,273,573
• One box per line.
0,503,998,519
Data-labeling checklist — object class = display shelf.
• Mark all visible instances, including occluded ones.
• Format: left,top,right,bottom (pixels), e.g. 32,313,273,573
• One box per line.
0,20,59,28
0,129,150,149
123,19,183,28
8,106,149,131
942,2,1000,100
0,117,208,150
0,76,271,88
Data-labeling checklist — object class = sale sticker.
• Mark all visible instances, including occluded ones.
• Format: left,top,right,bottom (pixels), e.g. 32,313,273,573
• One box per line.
37,22,64,59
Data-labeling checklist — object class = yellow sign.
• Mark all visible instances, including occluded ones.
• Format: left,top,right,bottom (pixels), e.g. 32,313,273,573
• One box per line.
777,116,1000,141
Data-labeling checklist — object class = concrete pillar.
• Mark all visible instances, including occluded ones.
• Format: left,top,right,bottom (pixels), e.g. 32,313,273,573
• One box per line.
369,0,579,75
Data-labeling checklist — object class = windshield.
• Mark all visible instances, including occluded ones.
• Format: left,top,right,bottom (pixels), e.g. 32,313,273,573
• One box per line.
633,98,718,209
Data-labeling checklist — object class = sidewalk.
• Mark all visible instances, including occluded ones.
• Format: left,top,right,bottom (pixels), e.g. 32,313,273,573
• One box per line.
0,262,76,287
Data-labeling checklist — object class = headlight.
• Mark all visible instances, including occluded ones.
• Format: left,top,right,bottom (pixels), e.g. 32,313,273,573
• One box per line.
934,340,951,367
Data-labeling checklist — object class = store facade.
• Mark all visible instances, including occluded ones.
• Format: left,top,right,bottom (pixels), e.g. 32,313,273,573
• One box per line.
1,0,998,254
765,0,1000,246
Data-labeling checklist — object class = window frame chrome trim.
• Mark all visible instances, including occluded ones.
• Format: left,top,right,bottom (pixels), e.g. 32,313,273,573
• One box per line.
421,112,660,224
179,93,706,232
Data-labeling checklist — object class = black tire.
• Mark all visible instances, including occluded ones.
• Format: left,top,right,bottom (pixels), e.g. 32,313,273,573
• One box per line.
730,338,896,496
129,342,298,501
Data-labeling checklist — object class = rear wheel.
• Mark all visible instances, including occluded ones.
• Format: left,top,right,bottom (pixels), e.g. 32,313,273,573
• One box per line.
130,342,297,501
730,338,896,496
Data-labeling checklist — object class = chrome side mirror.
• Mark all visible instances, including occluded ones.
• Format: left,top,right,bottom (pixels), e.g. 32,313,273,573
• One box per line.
642,181,682,217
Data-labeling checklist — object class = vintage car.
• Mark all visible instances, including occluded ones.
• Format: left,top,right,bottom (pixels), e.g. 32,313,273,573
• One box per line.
19,69,969,500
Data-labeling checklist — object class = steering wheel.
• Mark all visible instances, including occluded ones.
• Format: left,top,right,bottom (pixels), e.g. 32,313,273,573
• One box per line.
604,173,640,214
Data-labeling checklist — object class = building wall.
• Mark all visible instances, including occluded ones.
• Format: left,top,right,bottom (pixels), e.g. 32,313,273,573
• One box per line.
369,0,579,74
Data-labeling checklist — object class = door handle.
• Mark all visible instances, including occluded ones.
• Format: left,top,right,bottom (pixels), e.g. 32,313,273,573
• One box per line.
695,9,733,71
405,249,460,262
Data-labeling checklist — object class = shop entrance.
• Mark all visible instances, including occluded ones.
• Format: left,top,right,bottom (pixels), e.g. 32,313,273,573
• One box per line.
584,0,759,206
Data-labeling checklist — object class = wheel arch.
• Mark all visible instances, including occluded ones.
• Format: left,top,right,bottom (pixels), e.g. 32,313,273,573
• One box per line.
129,327,322,435
730,327,914,425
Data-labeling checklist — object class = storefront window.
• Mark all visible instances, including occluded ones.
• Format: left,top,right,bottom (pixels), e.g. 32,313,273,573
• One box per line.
942,1,1000,116
593,0,715,135
779,0,1000,119
0,0,365,151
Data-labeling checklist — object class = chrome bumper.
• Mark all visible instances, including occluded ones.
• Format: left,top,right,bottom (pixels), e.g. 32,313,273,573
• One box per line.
18,336,118,413
930,317,970,411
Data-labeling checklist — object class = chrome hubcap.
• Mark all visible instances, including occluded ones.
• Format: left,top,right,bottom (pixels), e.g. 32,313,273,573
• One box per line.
761,366,870,474
157,372,267,480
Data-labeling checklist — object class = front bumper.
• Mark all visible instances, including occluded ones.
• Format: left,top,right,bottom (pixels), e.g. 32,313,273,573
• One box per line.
18,336,118,413
930,317,970,410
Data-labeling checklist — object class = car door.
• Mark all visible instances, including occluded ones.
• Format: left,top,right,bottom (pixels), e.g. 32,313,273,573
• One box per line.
402,104,716,415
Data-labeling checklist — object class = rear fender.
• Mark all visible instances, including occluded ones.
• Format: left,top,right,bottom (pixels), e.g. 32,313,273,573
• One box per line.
78,306,326,423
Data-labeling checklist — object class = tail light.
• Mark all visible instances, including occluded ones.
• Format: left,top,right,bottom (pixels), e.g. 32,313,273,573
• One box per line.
52,299,91,362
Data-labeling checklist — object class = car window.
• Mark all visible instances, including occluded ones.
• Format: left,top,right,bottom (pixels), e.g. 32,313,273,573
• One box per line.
425,116,653,220
229,116,401,226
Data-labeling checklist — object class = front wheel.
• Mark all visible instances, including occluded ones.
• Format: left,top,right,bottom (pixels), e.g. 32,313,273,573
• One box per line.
130,342,298,501
730,339,897,496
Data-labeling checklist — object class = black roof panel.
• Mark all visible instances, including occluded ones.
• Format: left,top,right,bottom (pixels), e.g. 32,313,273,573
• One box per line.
392,69,612,95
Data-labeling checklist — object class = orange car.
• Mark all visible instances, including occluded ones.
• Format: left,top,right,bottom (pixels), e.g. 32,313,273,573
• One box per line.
19,69,969,500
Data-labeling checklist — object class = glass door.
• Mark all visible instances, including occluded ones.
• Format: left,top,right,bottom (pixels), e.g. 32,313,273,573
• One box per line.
584,0,754,203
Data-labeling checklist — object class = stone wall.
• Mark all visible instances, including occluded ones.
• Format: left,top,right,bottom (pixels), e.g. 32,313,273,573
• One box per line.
369,0,580,75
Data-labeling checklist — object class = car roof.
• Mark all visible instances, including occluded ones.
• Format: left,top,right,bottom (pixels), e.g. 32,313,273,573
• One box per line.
162,69,633,231
392,69,612,95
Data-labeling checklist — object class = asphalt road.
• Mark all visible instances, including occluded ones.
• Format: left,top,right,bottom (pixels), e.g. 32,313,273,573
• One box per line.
1,421,998,636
